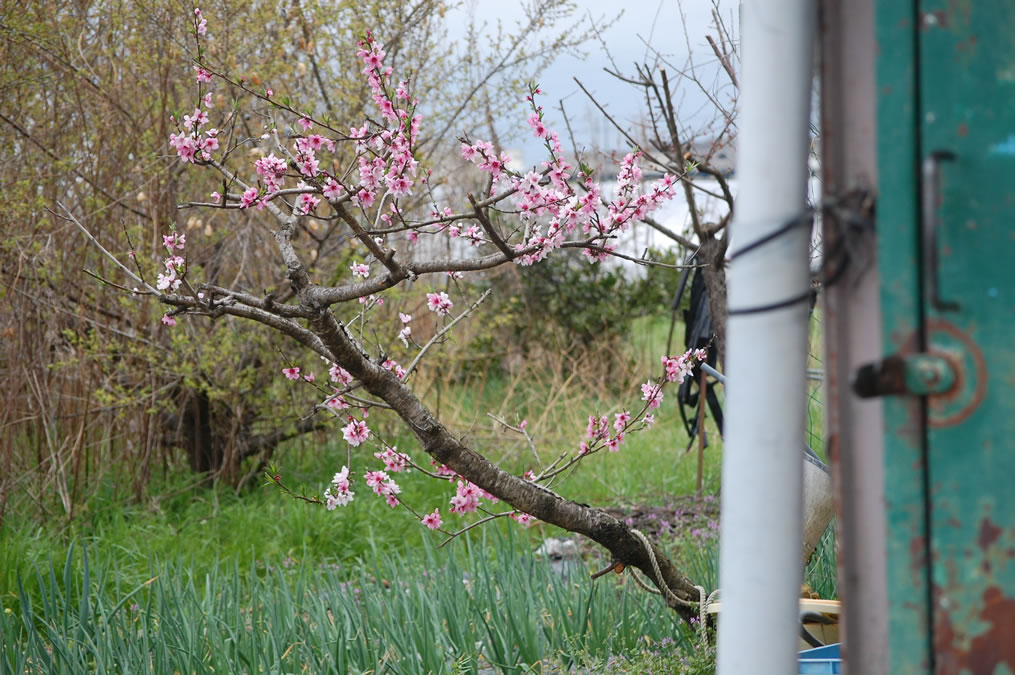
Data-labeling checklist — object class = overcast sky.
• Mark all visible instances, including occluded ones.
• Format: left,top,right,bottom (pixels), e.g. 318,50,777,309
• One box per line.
446,1,738,164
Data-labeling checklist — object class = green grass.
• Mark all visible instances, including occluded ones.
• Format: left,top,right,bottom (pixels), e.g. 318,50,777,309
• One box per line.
1,530,709,674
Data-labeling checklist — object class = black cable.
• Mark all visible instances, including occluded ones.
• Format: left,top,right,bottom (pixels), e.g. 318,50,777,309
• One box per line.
728,289,814,316
726,211,814,262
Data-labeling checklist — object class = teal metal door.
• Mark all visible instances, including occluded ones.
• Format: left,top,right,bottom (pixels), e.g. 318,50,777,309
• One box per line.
877,1,1015,672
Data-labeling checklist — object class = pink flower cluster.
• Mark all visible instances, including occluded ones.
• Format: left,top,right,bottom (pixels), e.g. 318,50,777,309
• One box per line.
511,512,534,527
193,8,207,36
326,394,349,410
169,107,218,164
347,35,422,207
421,508,442,530
325,466,354,509
342,418,370,446
458,90,678,268
426,291,453,316
350,261,370,278
449,479,499,514
329,363,353,384
640,381,663,409
397,313,412,347
381,358,406,380
156,231,186,292
662,348,707,384
374,446,410,472
365,470,401,508
589,153,678,262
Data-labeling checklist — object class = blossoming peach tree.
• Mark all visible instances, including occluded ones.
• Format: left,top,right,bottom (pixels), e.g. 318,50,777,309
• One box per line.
100,8,711,621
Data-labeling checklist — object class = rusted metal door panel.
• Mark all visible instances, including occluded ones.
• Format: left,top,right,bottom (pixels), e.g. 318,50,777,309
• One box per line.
919,2,1015,673
877,1,1015,672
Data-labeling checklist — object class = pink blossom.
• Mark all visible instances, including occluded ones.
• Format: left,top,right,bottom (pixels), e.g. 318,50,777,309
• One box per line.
613,411,631,433
449,480,485,514
323,179,344,201
399,313,412,324
161,314,177,327
210,191,221,203
662,349,703,384
169,133,197,162
240,187,259,209
433,463,456,478
422,508,442,530
397,325,411,347
303,371,315,383
381,358,406,379
297,193,320,214
586,415,609,440
374,446,410,472
282,366,300,380
640,382,663,410
350,262,370,278
163,232,185,251
511,512,534,527
342,419,370,446
644,414,655,429
325,466,354,509
297,117,313,131
298,154,320,177
326,394,349,410
363,470,400,502
426,291,453,316
183,108,208,130
305,134,327,151
329,364,352,384
527,112,547,138
194,66,212,83
352,189,376,208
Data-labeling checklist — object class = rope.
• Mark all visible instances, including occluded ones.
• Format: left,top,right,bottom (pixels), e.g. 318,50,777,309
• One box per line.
629,528,720,636
630,529,698,609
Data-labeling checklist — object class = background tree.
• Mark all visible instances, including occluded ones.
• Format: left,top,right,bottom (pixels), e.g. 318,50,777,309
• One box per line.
0,0,598,521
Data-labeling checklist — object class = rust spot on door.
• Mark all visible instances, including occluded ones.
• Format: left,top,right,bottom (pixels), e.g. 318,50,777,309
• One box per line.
978,518,1002,551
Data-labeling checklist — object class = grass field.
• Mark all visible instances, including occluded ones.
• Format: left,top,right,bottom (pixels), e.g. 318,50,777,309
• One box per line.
0,314,833,673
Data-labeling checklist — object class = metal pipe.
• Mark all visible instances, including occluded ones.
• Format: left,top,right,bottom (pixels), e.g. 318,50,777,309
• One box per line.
716,2,817,673
702,362,727,385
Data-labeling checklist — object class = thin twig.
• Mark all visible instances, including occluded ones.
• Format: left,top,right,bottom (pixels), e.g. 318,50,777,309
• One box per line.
403,289,492,379
487,413,541,470
55,204,156,293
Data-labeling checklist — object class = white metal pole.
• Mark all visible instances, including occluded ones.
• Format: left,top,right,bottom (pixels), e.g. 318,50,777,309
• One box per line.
716,2,817,673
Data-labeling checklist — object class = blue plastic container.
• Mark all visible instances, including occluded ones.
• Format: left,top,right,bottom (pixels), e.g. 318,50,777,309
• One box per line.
798,643,842,674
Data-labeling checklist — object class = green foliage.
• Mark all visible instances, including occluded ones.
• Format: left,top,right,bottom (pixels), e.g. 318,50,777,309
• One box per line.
512,249,681,348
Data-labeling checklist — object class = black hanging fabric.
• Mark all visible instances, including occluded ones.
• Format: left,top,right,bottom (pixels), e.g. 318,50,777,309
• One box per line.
675,264,724,450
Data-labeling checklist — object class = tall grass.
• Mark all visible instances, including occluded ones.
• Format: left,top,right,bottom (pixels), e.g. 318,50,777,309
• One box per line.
1,531,701,674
